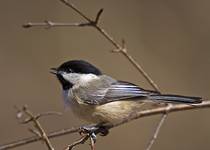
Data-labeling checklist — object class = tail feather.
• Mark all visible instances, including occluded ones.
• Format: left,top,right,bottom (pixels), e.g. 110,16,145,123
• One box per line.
149,94,202,104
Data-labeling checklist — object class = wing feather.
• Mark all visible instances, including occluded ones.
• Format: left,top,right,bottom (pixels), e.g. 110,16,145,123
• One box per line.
73,78,159,105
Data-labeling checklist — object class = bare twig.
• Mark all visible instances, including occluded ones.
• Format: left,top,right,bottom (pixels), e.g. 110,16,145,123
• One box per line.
20,111,62,124
65,129,96,150
59,0,92,22
23,21,91,28
1,101,209,150
0,127,80,150
144,103,172,150
28,128,42,137
64,134,89,150
34,111,62,120
94,9,104,25
15,106,55,150
145,113,167,150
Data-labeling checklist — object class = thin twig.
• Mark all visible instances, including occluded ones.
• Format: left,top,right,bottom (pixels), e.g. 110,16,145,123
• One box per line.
65,129,96,150
59,0,92,22
23,21,91,28
94,9,104,24
144,103,172,150
35,111,62,120
20,111,62,124
145,103,172,150
16,106,55,150
28,128,42,137
1,101,209,150
64,135,89,150
145,113,167,150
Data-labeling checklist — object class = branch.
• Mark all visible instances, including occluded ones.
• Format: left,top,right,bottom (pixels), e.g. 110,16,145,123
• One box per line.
64,134,89,150
15,106,55,150
22,21,92,28
1,101,209,150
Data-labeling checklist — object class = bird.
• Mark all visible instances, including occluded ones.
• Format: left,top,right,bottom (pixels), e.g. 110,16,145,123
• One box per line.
50,60,202,136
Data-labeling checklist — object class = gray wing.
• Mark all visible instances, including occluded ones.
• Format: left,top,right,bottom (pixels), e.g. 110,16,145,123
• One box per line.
73,76,159,105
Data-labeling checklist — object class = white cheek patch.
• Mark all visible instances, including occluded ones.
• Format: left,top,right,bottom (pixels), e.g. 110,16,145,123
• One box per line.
62,74,69,81
62,73,98,85
80,74,98,82
62,73,78,84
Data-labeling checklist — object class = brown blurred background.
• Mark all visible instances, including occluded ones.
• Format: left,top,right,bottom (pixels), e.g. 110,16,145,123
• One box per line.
0,0,210,150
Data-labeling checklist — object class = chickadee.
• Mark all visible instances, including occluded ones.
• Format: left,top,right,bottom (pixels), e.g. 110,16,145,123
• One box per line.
51,60,202,129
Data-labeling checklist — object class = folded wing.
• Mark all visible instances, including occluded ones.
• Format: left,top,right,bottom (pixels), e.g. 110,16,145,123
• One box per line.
79,80,158,105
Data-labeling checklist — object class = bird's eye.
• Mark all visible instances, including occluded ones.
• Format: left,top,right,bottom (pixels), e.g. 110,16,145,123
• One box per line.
66,68,73,73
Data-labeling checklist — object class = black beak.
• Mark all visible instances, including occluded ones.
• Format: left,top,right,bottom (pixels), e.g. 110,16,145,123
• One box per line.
50,68,58,75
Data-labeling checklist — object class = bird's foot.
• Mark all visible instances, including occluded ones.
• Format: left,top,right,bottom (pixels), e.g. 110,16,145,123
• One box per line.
65,125,109,150
79,124,109,143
